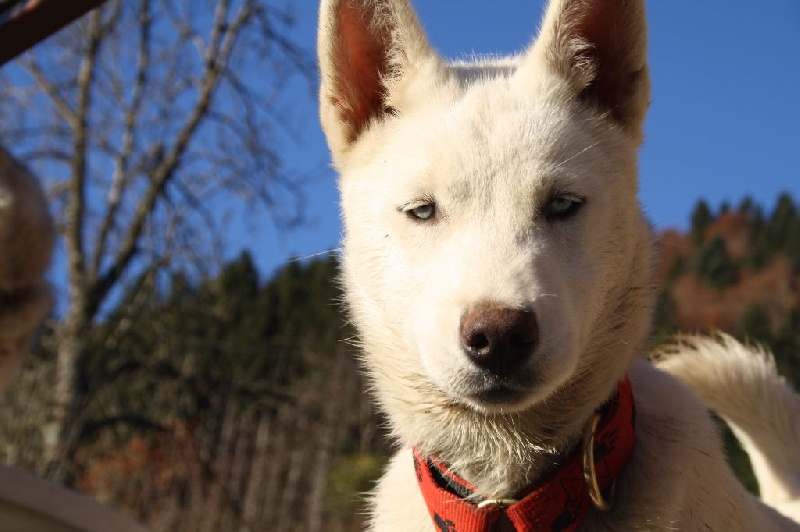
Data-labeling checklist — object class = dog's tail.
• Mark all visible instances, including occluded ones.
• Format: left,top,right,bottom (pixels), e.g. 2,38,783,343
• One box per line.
655,334,800,521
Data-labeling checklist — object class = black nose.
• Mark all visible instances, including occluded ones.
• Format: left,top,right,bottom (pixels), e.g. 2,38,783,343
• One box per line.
460,303,539,374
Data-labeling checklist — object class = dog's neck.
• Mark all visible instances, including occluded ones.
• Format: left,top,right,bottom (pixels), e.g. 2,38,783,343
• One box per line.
434,421,585,499
411,379,636,531
412,373,621,498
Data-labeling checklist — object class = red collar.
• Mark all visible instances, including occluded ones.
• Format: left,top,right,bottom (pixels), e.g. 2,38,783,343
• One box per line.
413,377,635,532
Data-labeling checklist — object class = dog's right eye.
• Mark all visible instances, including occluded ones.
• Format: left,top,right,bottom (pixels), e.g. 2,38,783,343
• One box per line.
403,202,436,221
546,194,584,220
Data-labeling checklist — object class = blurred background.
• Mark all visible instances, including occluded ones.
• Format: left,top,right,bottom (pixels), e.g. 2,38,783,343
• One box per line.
0,0,798,530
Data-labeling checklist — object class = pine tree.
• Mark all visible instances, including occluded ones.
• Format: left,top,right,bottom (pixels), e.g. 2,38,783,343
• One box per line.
690,199,713,245
740,305,772,345
767,192,797,253
695,236,739,289
746,205,771,269
667,254,687,281
737,195,754,216
653,286,677,332
788,218,800,272
772,306,800,387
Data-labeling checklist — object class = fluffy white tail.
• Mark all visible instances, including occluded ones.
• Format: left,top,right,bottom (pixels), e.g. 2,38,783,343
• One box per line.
655,334,800,521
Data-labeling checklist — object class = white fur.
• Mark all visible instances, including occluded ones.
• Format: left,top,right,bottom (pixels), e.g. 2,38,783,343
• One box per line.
317,0,800,529
657,334,800,522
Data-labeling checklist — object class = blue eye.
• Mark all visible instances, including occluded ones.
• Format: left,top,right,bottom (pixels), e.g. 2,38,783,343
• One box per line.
405,202,436,221
546,195,584,219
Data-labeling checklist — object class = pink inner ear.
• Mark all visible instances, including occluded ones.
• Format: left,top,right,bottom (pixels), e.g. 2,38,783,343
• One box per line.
570,0,644,126
333,3,392,143
576,2,630,92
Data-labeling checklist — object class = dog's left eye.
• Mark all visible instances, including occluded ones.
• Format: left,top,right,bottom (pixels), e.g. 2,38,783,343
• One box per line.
404,202,436,221
546,195,584,220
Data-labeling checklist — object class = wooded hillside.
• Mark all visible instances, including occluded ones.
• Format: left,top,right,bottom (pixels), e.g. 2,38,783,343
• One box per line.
652,193,800,492
653,193,800,384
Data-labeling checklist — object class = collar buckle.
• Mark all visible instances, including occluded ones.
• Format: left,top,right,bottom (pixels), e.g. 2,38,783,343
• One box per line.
476,498,519,509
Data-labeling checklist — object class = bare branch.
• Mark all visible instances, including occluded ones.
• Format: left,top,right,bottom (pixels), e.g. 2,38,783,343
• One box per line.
64,8,104,297
0,0,314,490
91,0,152,280
19,60,78,128
92,0,253,313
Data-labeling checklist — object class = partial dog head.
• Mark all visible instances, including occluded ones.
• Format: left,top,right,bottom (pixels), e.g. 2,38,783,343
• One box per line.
319,0,654,448
0,146,54,391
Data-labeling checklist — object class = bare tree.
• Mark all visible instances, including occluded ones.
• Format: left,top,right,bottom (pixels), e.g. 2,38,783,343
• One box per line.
0,0,312,481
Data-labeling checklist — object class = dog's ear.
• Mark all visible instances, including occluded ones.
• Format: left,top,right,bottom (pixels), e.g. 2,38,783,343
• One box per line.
528,0,650,141
318,0,436,166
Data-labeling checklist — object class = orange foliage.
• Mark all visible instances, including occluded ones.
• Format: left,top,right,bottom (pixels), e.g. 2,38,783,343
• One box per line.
657,211,799,334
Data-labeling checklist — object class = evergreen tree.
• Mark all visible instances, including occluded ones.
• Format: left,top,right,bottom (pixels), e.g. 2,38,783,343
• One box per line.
772,306,800,387
653,286,677,333
695,236,739,289
747,205,770,269
260,255,342,351
740,305,772,345
766,192,797,253
737,195,754,216
667,254,687,281
787,218,800,272
649,286,678,349
690,199,713,245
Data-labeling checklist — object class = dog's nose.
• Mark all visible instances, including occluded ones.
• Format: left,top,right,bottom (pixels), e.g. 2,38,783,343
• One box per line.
460,303,538,374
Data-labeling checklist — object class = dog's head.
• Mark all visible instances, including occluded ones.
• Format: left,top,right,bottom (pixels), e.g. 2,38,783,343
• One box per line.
318,0,653,441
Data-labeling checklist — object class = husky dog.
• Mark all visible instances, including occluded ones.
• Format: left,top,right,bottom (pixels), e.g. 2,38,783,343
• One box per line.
317,0,800,530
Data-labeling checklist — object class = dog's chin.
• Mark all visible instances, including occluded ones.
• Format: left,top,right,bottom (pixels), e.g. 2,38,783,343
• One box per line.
423,349,577,414
451,373,549,414
463,387,537,414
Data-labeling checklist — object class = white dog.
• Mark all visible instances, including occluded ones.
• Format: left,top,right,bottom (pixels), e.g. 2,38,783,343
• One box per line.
317,0,800,529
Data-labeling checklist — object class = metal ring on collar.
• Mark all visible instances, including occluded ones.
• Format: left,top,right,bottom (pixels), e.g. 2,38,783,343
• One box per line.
582,412,611,511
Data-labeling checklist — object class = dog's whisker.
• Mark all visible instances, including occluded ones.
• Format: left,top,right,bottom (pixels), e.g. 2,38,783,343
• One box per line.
551,141,601,171
288,248,342,262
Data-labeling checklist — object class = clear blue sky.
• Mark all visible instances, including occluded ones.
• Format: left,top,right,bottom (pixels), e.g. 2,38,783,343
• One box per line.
229,0,800,280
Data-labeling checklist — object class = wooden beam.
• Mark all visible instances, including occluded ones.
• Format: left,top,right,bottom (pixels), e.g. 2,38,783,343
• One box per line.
0,0,110,66
0,465,149,531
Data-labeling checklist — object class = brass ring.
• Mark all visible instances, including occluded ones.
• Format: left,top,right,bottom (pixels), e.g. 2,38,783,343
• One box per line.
582,412,610,511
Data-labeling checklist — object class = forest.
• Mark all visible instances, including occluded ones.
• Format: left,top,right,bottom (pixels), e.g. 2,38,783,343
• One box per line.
1,192,798,530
